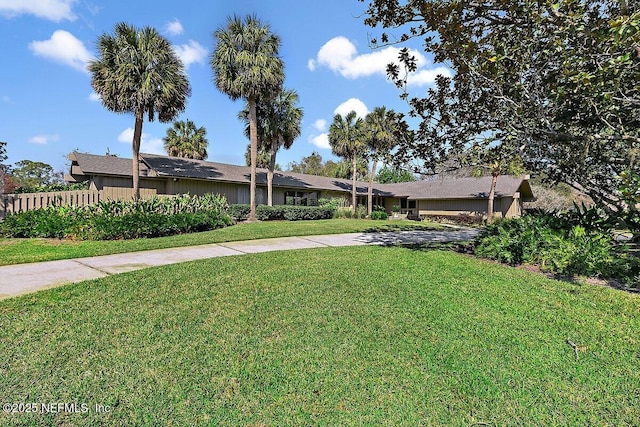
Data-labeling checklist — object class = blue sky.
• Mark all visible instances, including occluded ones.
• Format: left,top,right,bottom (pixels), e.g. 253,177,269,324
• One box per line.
0,0,450,173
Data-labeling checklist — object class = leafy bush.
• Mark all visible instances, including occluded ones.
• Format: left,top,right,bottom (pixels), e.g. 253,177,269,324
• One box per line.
371,205,389,219
318,198,344,210
355,205,368,219
0,194,233,240
256,205,334,221
333,207,353,219
475,212,640,284
228,204,251,221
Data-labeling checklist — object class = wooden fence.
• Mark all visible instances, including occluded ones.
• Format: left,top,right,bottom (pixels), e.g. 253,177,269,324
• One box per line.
0,188,157,219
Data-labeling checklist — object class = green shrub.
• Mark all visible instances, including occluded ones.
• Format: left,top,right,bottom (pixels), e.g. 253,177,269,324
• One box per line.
334,207,352,219
355,205,367,219
228,204,251,221
0,194,232,240
256,205,334,221
318,197,343,210
475,213,639,283
370,210,389,220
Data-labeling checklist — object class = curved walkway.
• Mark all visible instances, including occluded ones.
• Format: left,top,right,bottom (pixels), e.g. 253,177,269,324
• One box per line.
0,229,479,300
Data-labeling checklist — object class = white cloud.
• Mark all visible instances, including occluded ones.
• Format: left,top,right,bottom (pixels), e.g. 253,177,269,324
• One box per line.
165,19,183,36
309,133,330,150
406,66,453,87
0,0,76,22
29,134,60,145
2,95,9,103
307,59,316,72
88,92,101,102
313,119,327,132
118,128,165,155
310,36,451,86
334,98,369,119
29,30,91,72
173,40,207,68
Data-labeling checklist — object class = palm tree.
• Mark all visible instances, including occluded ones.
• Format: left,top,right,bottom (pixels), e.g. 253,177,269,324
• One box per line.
364,107,398,215
240,88,303,205
211,15,284,220
244,144,271,169
329,110,366,211
163,119,208,160
88,22,190,199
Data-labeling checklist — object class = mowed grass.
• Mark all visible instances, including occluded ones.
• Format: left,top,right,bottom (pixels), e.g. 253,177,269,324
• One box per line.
0,246,638,426
0,219,443,266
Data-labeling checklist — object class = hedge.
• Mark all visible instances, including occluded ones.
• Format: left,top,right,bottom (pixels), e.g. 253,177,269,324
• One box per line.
256,205,335,221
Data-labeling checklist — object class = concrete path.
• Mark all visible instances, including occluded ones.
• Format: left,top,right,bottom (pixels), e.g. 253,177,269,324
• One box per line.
0,229,479,300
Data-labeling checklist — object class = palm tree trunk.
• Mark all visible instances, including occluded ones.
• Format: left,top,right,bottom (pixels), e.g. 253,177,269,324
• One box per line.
267,138,277,206
132,108,144,201
368,158,377,216
248,96,258,221
351,155,357,212
487,172,499,223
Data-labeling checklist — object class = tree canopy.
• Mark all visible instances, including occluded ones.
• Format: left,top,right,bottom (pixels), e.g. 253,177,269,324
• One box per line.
10,160,57,191
163,119,208,160
329,111,367,210
88,22,190,199
375,166,416,184
361,0,640,212
211,14,284,219
239,88,303,205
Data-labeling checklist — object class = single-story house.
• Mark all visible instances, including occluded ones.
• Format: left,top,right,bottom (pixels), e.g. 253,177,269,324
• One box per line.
66,152,534,219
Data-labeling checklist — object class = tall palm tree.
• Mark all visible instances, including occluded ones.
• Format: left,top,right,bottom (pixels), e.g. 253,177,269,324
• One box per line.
244,144,271,169
329,110,366,211
364,107,398,215
211,15,284,220
240,88,303,205
88,22,190,199
163,119,208,160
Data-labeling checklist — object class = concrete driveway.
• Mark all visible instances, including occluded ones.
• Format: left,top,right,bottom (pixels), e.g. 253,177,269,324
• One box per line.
0,228,479,300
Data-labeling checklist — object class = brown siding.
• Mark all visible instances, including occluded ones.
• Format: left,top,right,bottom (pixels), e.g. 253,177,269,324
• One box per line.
165,178,240,203
384,197,401,213
418,198,488,218
416,196,523,219
272,188,285,205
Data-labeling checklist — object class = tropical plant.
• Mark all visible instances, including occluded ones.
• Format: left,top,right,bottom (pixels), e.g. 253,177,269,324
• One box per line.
240,88,303,205
329,110,366,211
0,194,232,240
88,22,190,200
211,14,284,220
163,119,208,160
364,107,399,216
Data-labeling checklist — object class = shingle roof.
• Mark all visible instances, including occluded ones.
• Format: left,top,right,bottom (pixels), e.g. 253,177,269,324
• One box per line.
141,153,375,195
69,152,149,177
68,152,533,200
378,175,534,201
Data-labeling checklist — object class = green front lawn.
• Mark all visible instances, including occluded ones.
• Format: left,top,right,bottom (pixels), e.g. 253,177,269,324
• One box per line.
1,246,638,426
0,219,443,266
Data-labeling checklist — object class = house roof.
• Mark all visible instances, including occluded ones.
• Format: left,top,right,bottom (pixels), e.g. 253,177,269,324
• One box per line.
141,153,375,195
379,175,535,201
68,152,150,177
67,152,534,201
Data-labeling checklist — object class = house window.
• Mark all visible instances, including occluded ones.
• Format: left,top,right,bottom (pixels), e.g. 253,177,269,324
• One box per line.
408,200,416,209
284,190,318,206
237,187,264,205
400,198,407,209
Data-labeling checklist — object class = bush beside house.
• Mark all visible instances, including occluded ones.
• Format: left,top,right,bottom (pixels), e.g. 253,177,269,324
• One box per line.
0,194,232,240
